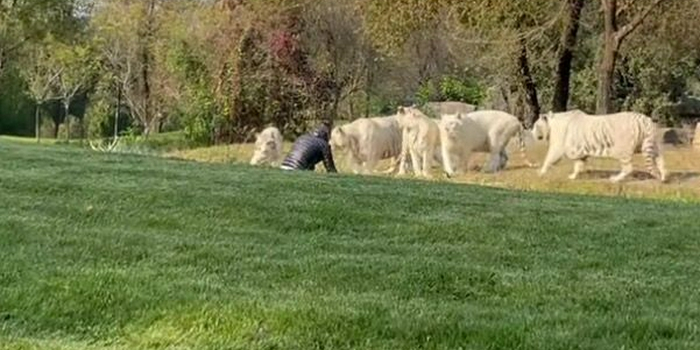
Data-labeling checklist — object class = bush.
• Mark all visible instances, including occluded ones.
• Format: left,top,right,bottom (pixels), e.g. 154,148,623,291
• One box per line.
438,76,486,105
369,95,401,116
415,75,486,106
181,83,217,147
85,98,112,139
0,68,35,136
56,116,84,140
39,118,57,139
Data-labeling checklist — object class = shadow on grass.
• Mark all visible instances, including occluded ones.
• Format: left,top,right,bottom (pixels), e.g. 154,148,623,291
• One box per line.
665,171,700,183
503,164,537,171
577,170,700,183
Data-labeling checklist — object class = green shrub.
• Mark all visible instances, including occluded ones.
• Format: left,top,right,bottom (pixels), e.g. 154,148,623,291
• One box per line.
181,83,217,147
56,116,84,141
415,75,486,106
438,75,486,105
85,97,112,139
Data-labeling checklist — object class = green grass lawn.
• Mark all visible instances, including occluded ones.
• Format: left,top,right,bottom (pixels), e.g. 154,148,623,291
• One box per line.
1,139,699,350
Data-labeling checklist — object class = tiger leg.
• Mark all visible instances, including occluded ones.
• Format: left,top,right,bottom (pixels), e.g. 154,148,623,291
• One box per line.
655,154,667,182
643,141,668,182
347,153,363,174
498,150,509,171
482,151,501,173
642,146,668,182
432,145,443,168
610,156,633,183
409,146,422,176
538,147,565,177
382,156,398,175
441,144,457,177
396,156,407,175
568,158,586,180
363,151,381,175
458,150,472,175
397,129,411,176
363,156,378,175
397,152,414,175
517,127,536,167
487,130,511,173
421,147,434,178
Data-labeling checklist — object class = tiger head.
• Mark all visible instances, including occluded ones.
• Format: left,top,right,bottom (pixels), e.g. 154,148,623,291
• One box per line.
250,130,281,166
330,125,360,158
439,114,463,139
531,111,553,141
330,126,350,151
395,106,426,129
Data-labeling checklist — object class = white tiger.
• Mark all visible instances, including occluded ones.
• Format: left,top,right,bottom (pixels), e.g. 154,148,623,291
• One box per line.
330,116,404,174
395,106,441,178
439,114,488,176
439,110,534,176
250,126,283,166
533,110,667,183
395,116,444,176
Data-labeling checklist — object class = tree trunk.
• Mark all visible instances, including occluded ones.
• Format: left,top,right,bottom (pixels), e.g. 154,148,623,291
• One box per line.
516,37,540,129
79,118,85,146
0,50,4,77
35,104,41,143
140,0,156,136
364,66,372,118
596,43,618,114
141,54,151,136
596,0,667,114
114,86,121,140
64,101,71,142
552,0,585,112
500,86,511,111
597,0,618,114
330,86,342,122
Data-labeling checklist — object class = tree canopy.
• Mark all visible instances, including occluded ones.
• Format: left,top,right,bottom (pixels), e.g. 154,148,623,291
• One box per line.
1,0,699,142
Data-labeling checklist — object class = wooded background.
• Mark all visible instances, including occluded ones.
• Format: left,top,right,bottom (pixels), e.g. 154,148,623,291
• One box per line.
1,0,699,145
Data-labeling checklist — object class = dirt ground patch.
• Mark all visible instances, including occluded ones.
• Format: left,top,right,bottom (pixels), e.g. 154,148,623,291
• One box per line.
166,141,700,202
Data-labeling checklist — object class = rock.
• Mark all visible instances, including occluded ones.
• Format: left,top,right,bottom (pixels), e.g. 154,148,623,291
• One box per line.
423,101,477,116
658,127,695,146
660,128,685,146
694,122,700,149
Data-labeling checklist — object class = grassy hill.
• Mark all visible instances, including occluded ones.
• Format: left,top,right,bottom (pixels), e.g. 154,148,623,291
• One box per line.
1,139,700,350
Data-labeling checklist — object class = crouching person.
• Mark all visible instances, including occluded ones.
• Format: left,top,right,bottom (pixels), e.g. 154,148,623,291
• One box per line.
280,122,337,173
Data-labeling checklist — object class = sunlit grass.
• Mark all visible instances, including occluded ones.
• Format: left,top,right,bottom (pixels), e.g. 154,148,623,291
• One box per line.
1,139,700,349
0,135,62,145
0,0,698,342
167,140,700,202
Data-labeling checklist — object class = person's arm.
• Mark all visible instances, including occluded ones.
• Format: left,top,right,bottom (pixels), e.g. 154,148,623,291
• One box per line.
322,143,338,173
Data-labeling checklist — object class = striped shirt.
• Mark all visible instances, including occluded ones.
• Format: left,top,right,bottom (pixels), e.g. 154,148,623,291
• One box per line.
280,134,337,173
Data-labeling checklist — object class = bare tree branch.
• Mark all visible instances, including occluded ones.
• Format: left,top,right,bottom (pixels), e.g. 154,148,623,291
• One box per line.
616,0,668,42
